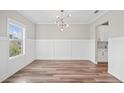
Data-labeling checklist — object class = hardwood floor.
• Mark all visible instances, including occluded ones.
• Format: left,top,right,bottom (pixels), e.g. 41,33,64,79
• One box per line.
3,60,121,83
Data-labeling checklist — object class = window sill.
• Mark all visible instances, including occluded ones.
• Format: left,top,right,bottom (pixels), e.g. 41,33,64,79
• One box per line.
9,54,25,60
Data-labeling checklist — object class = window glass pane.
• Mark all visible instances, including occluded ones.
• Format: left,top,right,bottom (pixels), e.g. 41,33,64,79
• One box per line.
9,21,24,58
9,24,23,40
9,40,22,57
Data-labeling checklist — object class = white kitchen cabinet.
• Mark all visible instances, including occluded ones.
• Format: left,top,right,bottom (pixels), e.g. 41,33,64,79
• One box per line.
97,49,108,62
97,26,108,41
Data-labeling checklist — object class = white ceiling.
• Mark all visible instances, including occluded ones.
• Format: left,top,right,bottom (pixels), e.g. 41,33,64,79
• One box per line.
17,10,108,24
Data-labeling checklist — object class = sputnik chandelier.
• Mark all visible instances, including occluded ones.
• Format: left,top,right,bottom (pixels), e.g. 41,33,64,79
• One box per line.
55,10,71,31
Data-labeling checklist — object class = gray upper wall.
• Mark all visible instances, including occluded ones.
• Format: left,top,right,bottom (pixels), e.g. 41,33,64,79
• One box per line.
90,10,124,39
36,24,90,40
0,10,35,39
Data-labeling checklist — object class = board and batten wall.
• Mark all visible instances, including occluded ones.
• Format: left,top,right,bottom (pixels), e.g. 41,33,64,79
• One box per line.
36,24,91,60
1,10,124,82
90,10,124,82
0,10,35,82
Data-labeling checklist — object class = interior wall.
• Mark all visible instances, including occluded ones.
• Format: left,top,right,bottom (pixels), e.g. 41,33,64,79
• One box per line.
0,10,35,82
1,10,124,82
36,24,91,60
90,10,124,82
36,24,90,40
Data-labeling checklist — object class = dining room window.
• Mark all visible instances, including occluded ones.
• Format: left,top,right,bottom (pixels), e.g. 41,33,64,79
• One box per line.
8,19,25,58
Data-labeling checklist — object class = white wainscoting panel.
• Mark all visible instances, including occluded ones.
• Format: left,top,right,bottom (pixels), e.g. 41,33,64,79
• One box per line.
89,40,96,64
36,40,90,60
108,37,124,82
0,37,8,82
71,40,89,60
36,40,54,59
54,40,71,59
25,39,35,64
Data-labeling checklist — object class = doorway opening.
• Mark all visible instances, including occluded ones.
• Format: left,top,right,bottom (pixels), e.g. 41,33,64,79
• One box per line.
95,21,109,64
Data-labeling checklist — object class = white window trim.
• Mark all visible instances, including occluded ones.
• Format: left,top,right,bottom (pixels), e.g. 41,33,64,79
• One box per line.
7,18,26,60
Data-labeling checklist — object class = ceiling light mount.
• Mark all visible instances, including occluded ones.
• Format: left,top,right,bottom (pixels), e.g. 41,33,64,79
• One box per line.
94,10,99,14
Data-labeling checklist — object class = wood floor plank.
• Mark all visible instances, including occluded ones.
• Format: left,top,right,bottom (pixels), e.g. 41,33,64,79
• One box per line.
3,60,122,83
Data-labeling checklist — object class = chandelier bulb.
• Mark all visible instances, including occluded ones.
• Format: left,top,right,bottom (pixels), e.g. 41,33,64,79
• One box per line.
68,14,71,17
66,24,69,27
56,16,59,18
60,28,64,31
